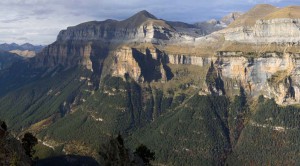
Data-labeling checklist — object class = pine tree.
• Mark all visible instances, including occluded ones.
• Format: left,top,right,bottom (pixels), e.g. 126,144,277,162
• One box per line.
21,132,38,159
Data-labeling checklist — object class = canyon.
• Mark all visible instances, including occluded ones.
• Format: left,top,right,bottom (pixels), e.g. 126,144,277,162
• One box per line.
1,4,300,165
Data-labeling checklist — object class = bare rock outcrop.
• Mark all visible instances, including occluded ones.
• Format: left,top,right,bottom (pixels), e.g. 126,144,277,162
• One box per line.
220,5,300,44
217,52,300,105
9,50,36,58
111,47,143,82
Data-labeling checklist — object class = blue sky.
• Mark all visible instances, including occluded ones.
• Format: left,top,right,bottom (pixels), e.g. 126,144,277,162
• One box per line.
0,0,298,45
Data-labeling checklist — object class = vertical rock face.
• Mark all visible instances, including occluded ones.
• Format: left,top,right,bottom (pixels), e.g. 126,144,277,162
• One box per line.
217,53,300,105
56,20,175,43
81,44,93,71
110,46,173,83
111,47,143,82
55,10,179,44
223,19,300,43
32,42,84,69
220,5,300,44
255,19,300,38
166,54,213,66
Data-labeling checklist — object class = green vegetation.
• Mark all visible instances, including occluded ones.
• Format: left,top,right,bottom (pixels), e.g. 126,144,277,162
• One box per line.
33,143,59,160
99,134,155,166
0,120,31,166
134,144,155,165
0,120,7,131
2,63,300,165
127,95,231,165
21,132,38,159
99,134,132,165
226,96,300,165
228,86,249,146
0,68,87,131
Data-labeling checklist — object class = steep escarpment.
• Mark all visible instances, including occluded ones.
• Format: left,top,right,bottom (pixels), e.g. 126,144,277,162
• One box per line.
26,10,197,84
214,52,300,105
56,10,180,43
2,5,300,166
110,46,171,82
221,5,300,44
32,41,96,70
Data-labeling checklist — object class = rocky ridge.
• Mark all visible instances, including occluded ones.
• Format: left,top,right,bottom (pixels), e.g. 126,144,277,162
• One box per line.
11,5,300,107
219,5,300,44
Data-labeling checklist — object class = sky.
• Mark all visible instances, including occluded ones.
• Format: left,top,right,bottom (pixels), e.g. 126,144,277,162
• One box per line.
0,0,298,45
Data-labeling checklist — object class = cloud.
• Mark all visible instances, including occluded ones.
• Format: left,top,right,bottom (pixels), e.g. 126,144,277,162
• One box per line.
0,0,298,45
1,16,29,23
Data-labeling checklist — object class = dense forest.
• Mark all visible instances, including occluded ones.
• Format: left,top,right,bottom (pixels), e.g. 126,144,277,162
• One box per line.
1,71,300,165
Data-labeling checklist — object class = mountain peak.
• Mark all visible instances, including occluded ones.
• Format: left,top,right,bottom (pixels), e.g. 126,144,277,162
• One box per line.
228,4,278,28
264,5,300,19
120,10,158,28
252,4,276,9
132,10,157,20
221,12,243,25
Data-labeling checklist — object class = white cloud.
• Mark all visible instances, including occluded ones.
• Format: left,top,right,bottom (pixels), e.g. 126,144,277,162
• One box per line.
0,0,297,45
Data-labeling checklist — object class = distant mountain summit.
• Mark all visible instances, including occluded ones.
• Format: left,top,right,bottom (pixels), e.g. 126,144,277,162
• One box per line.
118,10,159,28
221,12,243,25
129,10,157,19
57,10,175,42
228,4,278,28
0,43,44,53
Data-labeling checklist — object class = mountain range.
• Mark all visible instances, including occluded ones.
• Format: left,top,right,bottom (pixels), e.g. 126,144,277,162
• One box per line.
0,43,44,58
1,4,300,165
0,43,44,52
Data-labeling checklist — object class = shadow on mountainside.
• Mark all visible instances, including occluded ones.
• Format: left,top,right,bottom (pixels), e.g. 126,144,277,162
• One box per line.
35,155,99,166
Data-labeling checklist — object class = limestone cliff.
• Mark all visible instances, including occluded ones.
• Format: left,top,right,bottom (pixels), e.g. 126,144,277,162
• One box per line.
110,46,171,83
214,52,300,105
111,47,143,81
166,54,212,66
56,10,193,44
222,18,300,43
11,6,300,106
220,5,300,44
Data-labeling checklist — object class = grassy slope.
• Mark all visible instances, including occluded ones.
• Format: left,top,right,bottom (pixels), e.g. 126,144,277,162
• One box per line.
228,4,278,28
0,68,86,132
264,6,300,19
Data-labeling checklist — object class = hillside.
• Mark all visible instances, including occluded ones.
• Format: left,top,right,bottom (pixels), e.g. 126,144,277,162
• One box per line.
0,50,24,70
264,6,300,19
0,120,31,166
228,4,278,28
